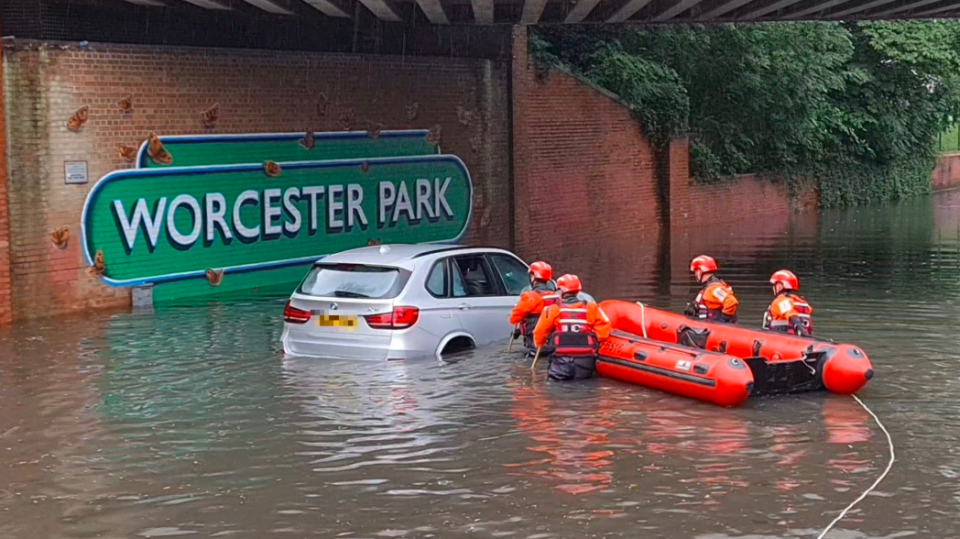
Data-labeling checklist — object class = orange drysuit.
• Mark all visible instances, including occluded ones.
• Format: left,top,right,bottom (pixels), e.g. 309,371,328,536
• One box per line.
762,293,813,336
509,287,560,326
693,276,739,323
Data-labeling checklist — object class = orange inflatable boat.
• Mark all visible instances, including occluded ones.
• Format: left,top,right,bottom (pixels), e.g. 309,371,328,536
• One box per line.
599,300,874,396
596,331,755,407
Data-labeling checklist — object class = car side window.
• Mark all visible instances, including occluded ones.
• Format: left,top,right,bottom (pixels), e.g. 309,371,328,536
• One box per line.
452,255,499,297
489,254,529,296
451,262,468,298
425,260,447,298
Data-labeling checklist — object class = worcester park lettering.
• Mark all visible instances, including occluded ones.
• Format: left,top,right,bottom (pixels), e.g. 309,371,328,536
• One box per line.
112,178,454,252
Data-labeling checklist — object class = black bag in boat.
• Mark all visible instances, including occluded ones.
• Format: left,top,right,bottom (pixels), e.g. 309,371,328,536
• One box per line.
678,326,710,349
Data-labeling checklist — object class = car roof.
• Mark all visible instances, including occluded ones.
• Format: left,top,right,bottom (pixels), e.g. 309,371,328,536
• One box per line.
315,243,522,270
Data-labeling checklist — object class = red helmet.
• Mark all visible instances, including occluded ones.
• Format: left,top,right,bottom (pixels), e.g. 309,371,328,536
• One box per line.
690,255,718,273
528,261,552,282
770,269,799,290
557,274,582,294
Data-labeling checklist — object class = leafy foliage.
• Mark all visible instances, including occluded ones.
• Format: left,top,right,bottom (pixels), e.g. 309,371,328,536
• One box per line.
531,22,960,208
587,45,689,142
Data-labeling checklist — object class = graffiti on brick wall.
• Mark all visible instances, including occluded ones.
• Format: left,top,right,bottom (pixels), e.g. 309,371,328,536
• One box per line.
80,130,471,293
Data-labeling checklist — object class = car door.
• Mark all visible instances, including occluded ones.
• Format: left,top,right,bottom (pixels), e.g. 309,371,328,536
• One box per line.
485,252,535,341
419,257,465,342
449,253,513,346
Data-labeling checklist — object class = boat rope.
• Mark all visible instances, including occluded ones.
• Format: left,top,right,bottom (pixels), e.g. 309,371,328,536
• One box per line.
635,302,648,339
815,393,895,539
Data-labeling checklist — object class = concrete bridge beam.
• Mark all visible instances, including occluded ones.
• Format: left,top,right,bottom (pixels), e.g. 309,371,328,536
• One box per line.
416,0,451,23
238,0,295,14
564,0,603,21
359,0,403,21
521,0,550,23
180,0,232,9
740,0,805,19
301,0,351,16
607,0,657,22
702,0,757,19
783,0,853,18
473,0,494,23
827,0,899,18
654,0,708,20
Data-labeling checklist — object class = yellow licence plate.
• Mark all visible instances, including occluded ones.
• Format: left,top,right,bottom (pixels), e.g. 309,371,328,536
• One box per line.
317,314,359,329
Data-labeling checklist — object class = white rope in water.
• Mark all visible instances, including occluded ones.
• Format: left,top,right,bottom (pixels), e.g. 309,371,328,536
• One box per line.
628,302,892,539
815,394,895,539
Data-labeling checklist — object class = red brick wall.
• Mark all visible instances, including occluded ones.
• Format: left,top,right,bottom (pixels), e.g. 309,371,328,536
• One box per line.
1,40,510,322
0,39,11,327
666,143,818,282
511,28,662,294
510,29,818,298
932,153,960,191
669,159,818,227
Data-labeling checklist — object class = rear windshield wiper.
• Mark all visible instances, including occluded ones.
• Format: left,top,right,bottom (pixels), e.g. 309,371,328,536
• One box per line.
333,290,372,298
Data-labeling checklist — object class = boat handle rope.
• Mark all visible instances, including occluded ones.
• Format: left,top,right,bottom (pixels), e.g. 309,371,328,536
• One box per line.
815,393,895,539
635,301,649,339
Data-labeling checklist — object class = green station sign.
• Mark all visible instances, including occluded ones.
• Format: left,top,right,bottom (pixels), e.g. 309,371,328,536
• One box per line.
82,155,472,287
137,130,438,169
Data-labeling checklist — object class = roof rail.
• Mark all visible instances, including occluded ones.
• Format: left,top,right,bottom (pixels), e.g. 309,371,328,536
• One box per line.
410,245,511,259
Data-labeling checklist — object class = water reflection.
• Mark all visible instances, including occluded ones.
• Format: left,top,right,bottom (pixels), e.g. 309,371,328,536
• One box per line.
4,192,960,537
507,375,618,496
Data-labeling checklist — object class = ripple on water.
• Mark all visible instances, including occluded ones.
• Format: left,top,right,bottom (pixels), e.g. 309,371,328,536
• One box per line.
3,194,960,538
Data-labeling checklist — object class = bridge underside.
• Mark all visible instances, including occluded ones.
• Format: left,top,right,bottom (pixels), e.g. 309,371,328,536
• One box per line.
89,0,960,25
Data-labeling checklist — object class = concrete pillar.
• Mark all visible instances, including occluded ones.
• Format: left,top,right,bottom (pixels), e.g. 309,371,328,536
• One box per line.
510,25,528,257
132,285,154,311
0,30,13,328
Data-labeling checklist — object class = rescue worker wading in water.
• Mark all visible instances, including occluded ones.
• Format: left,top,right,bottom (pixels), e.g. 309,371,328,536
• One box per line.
684,255,740,323
762,269,813,336
509,261,561,356
533,275,611,381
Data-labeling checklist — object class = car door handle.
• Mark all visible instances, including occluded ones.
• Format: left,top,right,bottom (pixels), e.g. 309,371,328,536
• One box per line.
458,303,470,310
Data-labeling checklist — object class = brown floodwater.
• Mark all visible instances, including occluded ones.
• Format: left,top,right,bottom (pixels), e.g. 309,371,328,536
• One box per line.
3,191,960,538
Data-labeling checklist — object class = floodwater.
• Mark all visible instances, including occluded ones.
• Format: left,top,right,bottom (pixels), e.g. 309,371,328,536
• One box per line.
3,191,960,539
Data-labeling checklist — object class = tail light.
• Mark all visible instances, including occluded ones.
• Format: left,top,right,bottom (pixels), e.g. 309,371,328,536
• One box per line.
283,301,311,324
365,306,419,330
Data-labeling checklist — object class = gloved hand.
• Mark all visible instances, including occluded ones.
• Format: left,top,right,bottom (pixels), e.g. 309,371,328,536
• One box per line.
790,317,806,336
512,327,521,339
683,303,696,317
720,313,738,324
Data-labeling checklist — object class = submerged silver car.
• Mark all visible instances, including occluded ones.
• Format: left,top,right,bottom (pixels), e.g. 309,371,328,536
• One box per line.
280,243,533,360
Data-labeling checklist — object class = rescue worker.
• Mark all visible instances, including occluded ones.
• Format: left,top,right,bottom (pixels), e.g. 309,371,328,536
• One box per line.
509,261,561,355
684,255,739,323
533,274,611,381
762,269,813,336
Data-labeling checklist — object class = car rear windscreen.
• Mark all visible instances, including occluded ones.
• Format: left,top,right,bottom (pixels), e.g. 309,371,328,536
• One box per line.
297,264,410,299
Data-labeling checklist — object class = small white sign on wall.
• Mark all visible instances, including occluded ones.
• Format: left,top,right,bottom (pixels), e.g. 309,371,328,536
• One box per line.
64,161,88,185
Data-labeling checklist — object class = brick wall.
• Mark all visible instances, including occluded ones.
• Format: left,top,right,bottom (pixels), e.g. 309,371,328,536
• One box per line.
1,40,510,322
665,140,818,283
511,28,662,294
668,152,818,227
932,153,960,191
510,28,818,298
0,38,11,327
